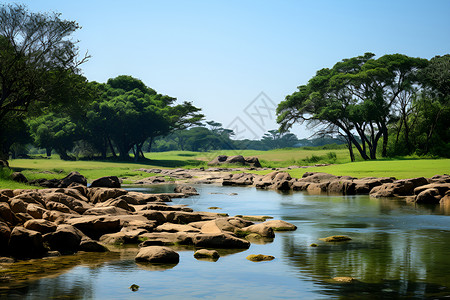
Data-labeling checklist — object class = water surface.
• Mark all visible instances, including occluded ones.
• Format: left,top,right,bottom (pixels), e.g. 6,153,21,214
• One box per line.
2,184,449,299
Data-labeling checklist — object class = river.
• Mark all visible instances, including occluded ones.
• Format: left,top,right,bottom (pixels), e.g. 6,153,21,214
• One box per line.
2,184,449,299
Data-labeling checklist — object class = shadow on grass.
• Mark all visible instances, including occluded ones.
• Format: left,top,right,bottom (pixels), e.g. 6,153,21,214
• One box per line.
78,157,206,168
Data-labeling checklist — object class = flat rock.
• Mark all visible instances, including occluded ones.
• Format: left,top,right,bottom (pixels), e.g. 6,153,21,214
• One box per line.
194,249,220,260
246,254,275,262
135,246,179,264
319,235,352,242
193,233,250,249
263,220,297,231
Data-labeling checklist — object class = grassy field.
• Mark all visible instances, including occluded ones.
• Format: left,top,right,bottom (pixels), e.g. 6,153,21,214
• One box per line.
2,149,449,189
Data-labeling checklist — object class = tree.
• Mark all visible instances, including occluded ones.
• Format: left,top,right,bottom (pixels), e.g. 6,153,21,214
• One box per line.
277,53,428,160
83,76,204,160
0,4,88,159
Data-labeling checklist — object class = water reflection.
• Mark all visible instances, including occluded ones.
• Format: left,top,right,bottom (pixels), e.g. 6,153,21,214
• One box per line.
2,184,449,299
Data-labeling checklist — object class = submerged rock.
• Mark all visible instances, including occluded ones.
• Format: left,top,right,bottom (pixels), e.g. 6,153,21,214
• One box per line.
319,235,352,242
246,254,275,262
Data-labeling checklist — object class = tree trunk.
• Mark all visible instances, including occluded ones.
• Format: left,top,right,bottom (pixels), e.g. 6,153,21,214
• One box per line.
46,148,52,157
107,137,117,158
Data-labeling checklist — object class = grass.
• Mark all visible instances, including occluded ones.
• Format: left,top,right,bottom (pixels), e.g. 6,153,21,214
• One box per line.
2,148,449,189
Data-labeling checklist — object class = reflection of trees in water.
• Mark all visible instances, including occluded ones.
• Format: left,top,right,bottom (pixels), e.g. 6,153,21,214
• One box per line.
0,252,121,298
281,229,450,298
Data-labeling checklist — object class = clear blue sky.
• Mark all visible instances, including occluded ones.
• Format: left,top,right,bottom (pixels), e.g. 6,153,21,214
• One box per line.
13,0,450,139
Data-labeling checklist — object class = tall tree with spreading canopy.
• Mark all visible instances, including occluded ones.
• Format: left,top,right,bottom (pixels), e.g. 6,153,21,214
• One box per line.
277,53,428,160
0,4,88,160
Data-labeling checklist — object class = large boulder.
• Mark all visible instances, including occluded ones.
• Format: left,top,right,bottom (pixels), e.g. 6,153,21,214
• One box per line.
328,180,356,195
88,188,128,204
43,192,91,214
59,171,87,188
193,233,250,249
11,172,28,183
208,155,261,168
263,220,297,231
90,176,121,188
27,204,48,219
222,173,254,186
8,226,46,259
244,157,262,168
45,224,83,254
9,199,28,214
135,246,180,264
173,185,199,196
83,206,131,216
67,216,122,240
353,177,395,194
0,202,18,225
414,188,441,204
0,189,14,202
24,219,57,234
239,223,275,238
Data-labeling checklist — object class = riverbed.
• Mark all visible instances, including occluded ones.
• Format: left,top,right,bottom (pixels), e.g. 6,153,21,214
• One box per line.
2,184,449,299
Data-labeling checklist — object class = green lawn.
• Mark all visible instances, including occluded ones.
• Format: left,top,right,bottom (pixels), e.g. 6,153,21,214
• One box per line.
2,149,449,189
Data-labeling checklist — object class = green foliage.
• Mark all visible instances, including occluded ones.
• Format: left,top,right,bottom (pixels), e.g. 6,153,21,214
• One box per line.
277,52,431,161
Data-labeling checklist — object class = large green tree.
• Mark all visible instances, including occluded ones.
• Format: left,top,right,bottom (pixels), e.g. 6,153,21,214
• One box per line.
277,53,428,160
0,4,88,159
84,76,203,160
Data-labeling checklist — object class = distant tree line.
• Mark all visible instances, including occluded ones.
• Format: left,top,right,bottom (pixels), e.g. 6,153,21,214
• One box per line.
277,53,450,160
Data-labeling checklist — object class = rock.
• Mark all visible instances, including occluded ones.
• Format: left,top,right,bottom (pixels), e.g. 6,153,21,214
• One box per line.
24,219,57,234
415,188,441,204
328,180,356,195
0,221,11,255
255,171,292,190
414,183,450,196
90,176,121,188
11,172,27,183
194,249,220,259
8,226,46,259
163,211,208,224
0,189,14,202
173,185,199,196
45,224,83,254
79,239,108,252
239,223,275,238
222,173,254,186
135,176,166,185
129,284,139,292
301,172,339,183
353,177,395,194
123,192,172,204
370,177,429,198
99,230,147,245
429,174,450,183
310,243,318,247
27,204,48,219
319,235,352,242
67,216,122,240
246,254,275,262
46,201,74,214
43,192,91,214
59,171,87,188
139,232,194,246
263,220,297,231
83,206,131,216
0,202,18,225
193,233,250,249
135,246,180,264
332,277,356,283
244,156,262,168
9,199,28,214
140,210,167,225
155,223,201,233
88,188,128,204
95,198,135,212
139,203,193,212
208,155,261,168
10,192,45,207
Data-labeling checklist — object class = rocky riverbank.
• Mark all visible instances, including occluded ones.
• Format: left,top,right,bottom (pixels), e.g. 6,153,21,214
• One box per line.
0,171,297,268
133,166,450,207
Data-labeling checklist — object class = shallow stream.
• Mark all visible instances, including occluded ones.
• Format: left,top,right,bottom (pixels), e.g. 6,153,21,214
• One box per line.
1,184,449,299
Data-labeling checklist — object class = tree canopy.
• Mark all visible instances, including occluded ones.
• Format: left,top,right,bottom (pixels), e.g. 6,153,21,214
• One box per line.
277,53,435,160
